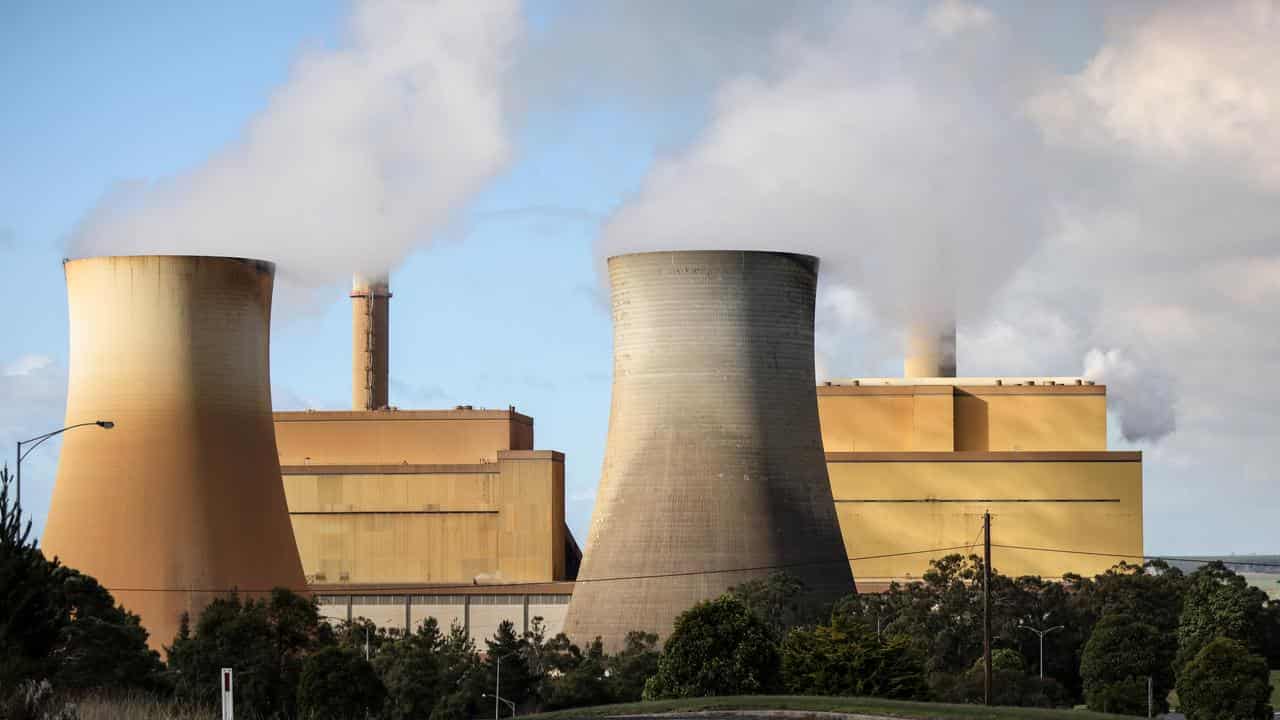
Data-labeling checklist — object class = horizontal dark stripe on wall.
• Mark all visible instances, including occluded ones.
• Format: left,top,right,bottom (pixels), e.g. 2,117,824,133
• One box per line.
835,498,1121,504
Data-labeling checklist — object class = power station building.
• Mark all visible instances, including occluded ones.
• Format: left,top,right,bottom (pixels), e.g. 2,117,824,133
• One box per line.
276,277,579,639
819,327,1143,588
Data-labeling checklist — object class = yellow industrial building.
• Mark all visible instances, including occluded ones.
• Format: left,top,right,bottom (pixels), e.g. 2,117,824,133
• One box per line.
276,278,1141,641
275,278,578,637
818,329,1143,588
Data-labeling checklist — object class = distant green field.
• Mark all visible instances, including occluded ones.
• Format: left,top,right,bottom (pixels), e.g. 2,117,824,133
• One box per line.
523,695,1135,720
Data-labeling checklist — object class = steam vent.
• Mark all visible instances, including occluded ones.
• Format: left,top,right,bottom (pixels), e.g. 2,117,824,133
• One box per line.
563,250,855,649
42,256,306,651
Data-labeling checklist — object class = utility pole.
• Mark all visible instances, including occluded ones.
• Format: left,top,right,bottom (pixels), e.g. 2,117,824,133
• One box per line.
983,510,992,706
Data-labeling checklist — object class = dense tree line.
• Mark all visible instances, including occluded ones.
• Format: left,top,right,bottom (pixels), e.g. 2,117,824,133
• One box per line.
3,461,1276,719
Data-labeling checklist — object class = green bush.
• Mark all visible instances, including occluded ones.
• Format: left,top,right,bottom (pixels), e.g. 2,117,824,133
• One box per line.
1176,562,1270,670
779,620,927,699
1175,636,1272,720
167,589,329,718
607,631,660,702
297,645,386,720
1080,613,1174,715
373,618,448,720
930,649,1065,707
0,466,163,693
642,595,779,699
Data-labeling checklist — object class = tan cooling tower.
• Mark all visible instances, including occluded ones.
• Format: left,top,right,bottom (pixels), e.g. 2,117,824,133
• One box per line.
563,250,855,649
351,274,390,410
904,321,956,378
42,255,306,652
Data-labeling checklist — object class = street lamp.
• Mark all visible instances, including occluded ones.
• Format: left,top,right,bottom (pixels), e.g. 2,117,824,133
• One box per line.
492,651,520,719
1017,623,1064,679
15,421,113,509
482,693,516,718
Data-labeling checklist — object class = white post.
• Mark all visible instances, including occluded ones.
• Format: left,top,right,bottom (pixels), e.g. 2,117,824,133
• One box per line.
495,658,502,720
221,668,234,720
1147,675,1153,719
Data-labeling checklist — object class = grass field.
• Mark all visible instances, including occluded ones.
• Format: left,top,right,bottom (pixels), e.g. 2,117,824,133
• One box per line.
523,695,1135,720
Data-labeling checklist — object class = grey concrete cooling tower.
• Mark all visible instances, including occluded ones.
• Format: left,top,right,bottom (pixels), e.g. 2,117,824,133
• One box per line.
563,250,855,649
42,255,306,651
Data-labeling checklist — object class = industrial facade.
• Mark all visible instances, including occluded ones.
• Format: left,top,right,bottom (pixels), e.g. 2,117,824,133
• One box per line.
276,277,580,640
818,329,1143,588
43,256,307,651
40,253,1144,650
564,251,855,650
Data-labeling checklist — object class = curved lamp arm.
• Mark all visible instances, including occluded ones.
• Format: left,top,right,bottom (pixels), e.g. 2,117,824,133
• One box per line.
18,420,113,462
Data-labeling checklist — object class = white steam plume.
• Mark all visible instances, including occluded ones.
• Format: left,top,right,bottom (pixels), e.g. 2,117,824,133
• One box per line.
1083,348,1177,443
69,0,520,284
598,1,1048,339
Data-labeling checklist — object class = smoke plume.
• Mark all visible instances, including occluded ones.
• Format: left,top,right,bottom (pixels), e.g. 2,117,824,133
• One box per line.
598,1,1047,335
69,0,520,285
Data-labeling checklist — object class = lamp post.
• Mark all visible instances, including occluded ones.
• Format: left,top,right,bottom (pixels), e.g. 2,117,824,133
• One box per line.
1017,623,1064,679
493,651,520,719
15,421,113,510
482,693,516,718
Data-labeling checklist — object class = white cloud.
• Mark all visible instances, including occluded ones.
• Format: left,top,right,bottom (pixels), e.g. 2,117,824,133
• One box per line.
69,0,521,286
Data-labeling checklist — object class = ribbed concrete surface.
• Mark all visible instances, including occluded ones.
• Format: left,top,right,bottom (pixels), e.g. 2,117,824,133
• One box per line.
42,256,306,651
563,251,854,649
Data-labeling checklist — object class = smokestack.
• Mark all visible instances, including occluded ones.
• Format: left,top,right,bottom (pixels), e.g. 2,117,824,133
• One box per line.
43,256,306,651
351,274,390,410
563,250,855,650
904,321,956,378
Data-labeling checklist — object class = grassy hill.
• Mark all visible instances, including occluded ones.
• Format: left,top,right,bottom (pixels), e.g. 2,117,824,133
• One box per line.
523,695,1137,720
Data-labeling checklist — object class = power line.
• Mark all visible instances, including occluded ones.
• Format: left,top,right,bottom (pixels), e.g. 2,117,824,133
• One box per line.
103,545,976,595
100,543,1280,595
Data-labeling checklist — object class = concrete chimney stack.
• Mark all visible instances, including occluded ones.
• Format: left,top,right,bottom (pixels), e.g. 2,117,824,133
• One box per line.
563,250,855,650
904,321,956,378
351,274,390,410
43,256,307,650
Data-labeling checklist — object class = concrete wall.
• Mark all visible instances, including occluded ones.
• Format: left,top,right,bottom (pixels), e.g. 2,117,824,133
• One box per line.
43,255,306,651
283,451,567,585
565,251,854,650
319,590,573,640
827,452,1143,582
274,409,534,465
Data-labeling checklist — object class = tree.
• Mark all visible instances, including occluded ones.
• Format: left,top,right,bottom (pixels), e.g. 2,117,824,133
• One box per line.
47,566,163,692
1176,562,1270,670
0,467,163,693
484,620,532,714
297,646,386,720
932,648,1064,707
607,631,660,702
643,594,779,699
779,618,927,699
540,637,612,710
429,622,484,720
1175,637,1272,720
1080,613,1175,715
0,466,62,686
374,618,448,720
729,572,823,639
168,589,329,718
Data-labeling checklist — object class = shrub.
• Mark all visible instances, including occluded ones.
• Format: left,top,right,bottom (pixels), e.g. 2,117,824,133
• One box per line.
298,646,386,720
780,620,927,699
1175,636,1272,720
1080,613,1174,715
642,595,779,699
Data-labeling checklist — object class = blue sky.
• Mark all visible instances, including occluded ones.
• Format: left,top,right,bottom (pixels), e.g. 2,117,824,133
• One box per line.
4,1,1279,556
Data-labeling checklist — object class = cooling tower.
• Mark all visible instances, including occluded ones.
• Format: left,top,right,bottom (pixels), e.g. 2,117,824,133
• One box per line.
42,255,306,651
904,321,957,378
563,250,854,649
351,274,390,410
